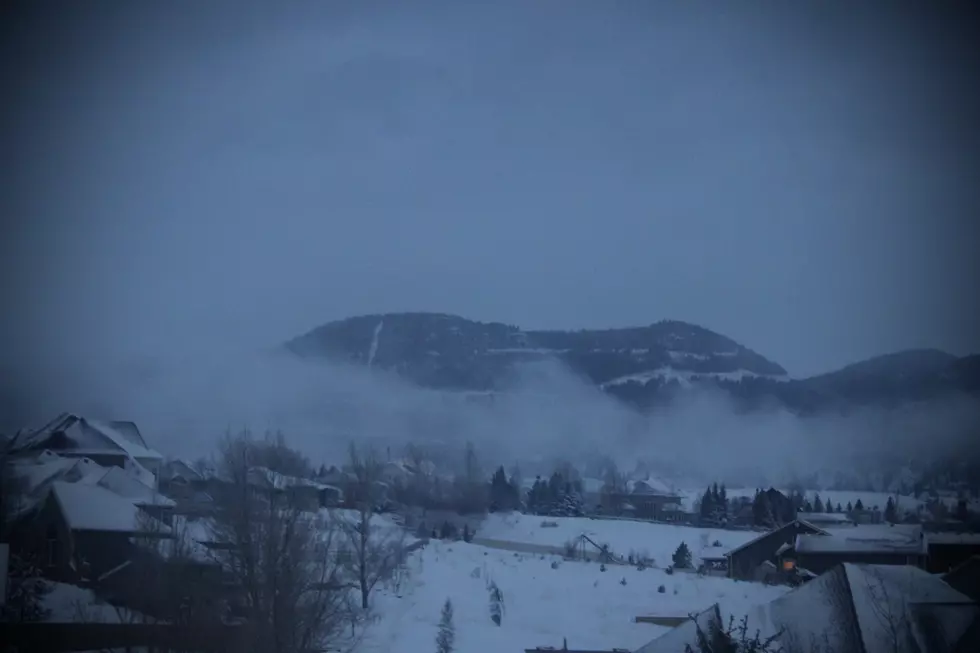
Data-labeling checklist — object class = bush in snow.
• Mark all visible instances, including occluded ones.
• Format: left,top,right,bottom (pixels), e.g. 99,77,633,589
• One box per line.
0,555,51,623
672,542,693,569
488,581,505,626
551,560,560,569
685,614,783,653
599,563,607,572
666,566,675,575
620,577,627,586
435,598,455,653
657,584,666,593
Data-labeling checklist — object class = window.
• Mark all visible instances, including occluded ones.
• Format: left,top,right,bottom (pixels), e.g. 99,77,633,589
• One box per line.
46,527,59,568
782,559,796,571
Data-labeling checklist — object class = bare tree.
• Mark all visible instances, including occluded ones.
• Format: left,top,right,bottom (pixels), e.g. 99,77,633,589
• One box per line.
861,567,917,653
0,448,50,624
340,443,406,611
207,429,353,653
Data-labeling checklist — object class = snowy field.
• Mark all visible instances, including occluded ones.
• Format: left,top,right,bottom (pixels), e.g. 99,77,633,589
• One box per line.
476,513,761,564
361,539,788,653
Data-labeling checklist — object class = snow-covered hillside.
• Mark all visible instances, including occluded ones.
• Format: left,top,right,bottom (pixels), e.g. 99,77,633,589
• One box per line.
361,539,788,653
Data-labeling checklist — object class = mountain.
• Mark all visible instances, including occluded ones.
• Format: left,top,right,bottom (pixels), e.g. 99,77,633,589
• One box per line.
284,312,980,413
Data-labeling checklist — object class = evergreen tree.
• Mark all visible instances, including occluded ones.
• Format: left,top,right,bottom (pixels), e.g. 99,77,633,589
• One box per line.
440,521,457,540
462,523,472,543
672,541,693,569
825,500,834,514
836,502,843,513
846,501,853,512
489,466,514,512
752,490,775,528
884,497,898,524
507,473,522,512
855,498,865,511
700,486,714,521
436,598,455,653
803,499,813,513
715,483,729,523
813,494,824,513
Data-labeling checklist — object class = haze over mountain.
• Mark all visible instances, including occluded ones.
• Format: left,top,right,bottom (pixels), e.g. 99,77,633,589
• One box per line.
286,313,980,415
2,2,979,485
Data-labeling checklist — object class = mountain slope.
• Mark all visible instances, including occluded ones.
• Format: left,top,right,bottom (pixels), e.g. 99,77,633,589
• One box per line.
284,312,979,413
284,312,788,393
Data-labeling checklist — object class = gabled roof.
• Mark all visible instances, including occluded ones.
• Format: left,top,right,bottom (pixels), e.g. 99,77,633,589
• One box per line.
85,465,175,507
161,459,203,483
50,481,171,535
633,603,724,653
11,413,162,461
626,476,676,496
796,524,927,556
725,519,831,559
743,563,977,653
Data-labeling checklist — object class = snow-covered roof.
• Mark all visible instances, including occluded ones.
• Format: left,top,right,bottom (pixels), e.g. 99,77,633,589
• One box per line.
627,477,674,496
161,459,203,482
50,481,171,534
795,532,927,555
724,520,831,559
743,563,977,653
83,466,175,507
796,511,854,523
248,466,337,491
633,603,724,653
846,564,978,653
12,414,162,462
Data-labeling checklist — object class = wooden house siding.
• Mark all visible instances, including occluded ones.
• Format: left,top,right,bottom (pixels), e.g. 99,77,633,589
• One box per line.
727,521,826,581
927,542,980,574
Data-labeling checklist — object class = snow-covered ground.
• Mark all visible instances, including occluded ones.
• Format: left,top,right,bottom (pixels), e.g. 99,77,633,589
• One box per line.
43,581,148,623
476,513,760,565
360,539,788,653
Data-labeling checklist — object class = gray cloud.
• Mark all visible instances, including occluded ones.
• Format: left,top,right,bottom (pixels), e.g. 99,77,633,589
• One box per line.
1,2,978,467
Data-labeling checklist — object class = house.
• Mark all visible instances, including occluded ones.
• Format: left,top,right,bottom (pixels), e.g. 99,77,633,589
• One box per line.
724,519,829,581
744,563,979,653
9,414,163,486
610,478,683,521
29,480,172,583
926,532,980,573
788,525,928,575
158,459,215,515
246,466,343,511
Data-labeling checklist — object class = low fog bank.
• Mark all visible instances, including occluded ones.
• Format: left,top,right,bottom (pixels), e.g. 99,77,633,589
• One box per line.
3,345,978,487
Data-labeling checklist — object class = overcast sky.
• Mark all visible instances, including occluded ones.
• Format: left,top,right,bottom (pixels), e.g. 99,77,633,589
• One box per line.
2,0,978,379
